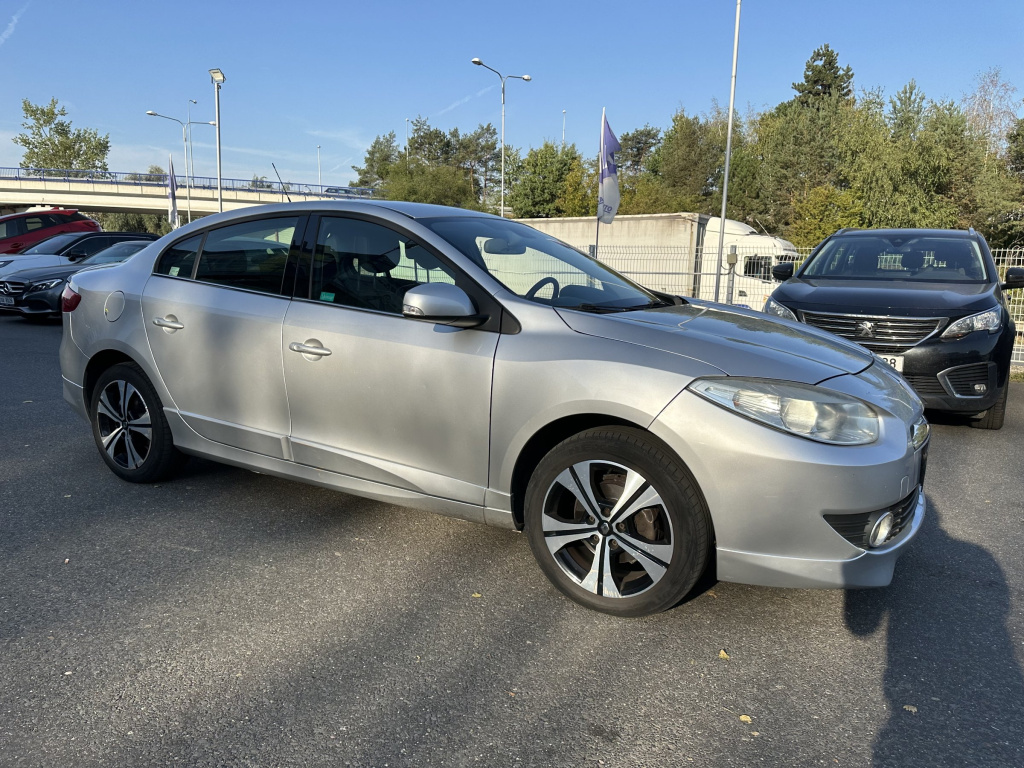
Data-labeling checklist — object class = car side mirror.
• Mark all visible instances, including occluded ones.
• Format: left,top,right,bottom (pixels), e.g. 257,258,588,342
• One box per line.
402,283,487,328
771,262,794,281
1001,267,1024,291
66,251,89,262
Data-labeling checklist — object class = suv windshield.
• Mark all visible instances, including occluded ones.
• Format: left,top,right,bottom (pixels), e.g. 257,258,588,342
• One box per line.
22,234,80,254
422,217,662,311
802,235,989,283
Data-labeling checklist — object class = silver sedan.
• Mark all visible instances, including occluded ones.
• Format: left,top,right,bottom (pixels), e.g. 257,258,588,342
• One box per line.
58,201,928,616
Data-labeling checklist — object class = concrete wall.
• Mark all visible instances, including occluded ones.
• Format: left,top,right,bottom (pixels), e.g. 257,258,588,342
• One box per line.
517,212,710,251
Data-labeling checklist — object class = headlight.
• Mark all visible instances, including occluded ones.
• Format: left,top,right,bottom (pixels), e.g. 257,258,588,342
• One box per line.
27,278,64,292
689,377,879,445
941,306,1001,339
763,297,797,321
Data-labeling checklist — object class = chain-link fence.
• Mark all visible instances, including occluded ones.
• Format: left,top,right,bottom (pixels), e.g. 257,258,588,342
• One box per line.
584,244,1024,367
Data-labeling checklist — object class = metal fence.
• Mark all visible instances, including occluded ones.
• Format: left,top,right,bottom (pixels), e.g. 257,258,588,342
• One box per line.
0,166,375,199
584,244,1024,366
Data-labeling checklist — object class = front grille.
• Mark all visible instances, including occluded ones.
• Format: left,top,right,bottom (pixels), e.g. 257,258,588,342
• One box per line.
940,362,992,397
0,280,26,298
903,374,948,398
800,311,943,354
824,488,920,549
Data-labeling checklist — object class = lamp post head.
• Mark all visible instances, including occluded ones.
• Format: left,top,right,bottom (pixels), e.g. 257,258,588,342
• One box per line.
209,68,226,84
522,75,532,81
189,99,197,105
145,111,157,116
471,58,483,65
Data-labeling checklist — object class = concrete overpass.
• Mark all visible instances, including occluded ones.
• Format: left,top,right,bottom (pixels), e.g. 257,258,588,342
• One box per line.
0,167,374,217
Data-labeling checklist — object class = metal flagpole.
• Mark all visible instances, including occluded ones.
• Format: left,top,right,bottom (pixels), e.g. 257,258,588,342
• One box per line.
594,108,605,260
713,0,741,303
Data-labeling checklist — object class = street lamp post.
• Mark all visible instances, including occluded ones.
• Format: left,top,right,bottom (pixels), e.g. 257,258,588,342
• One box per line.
317,145,321,189
713,1,742,303
145,110,192,223
405,117,410,159
471,58,531,217
186,99,197,195
209,68,226,212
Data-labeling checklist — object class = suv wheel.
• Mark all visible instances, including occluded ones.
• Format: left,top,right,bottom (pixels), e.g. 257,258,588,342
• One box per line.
524,427,711,617
971,373,1009,430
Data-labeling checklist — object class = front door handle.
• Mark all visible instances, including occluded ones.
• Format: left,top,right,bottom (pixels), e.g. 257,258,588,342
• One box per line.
153,316,185,330
288,340,332,358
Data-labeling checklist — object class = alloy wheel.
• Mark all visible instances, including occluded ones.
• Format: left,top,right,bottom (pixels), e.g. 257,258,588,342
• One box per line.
541,460,674,599
94,379,153,470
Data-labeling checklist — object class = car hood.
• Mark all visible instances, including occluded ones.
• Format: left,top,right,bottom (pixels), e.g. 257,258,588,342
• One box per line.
774,278,997,316
2,263,80,283
556,301,874,384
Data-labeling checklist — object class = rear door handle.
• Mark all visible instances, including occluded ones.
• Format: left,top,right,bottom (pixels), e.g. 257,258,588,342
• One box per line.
153,316,185,330
288,341,332,357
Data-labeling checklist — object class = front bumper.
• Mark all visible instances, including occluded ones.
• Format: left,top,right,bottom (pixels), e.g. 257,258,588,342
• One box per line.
650,385,926,590
898,330,1012,413
0,286,63,316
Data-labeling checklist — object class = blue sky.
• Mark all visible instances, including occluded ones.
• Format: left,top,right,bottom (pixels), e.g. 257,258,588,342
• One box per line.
1,0,1022,187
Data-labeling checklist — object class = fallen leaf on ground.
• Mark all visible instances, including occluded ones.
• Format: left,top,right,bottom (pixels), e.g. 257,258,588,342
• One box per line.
903,704,918,713
739,715,752,724
471,593,482,598
719,649,730,660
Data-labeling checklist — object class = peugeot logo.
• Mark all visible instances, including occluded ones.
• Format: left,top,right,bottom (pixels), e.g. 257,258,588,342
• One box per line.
855,320,876,338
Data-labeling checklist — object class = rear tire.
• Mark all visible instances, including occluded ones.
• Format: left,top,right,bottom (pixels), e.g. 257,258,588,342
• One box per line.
89,363,186,482
971,373,1009,431
524,427,711,617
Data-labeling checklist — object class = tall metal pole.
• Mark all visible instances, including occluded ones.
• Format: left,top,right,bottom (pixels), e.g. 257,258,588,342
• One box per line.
713,0,741,303
214,81,223,212
500,78,506,217
179,124,192,223
317,145,321,188
405,118,410,159
187,100,197,188
562,110,566,148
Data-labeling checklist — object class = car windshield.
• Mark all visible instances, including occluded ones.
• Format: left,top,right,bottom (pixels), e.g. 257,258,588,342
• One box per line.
22,234,80,254
802,235,989,283
80,241,149,265
421,217,662,311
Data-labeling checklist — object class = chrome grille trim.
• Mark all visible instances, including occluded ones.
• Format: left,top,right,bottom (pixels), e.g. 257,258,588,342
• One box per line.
800,310,945,353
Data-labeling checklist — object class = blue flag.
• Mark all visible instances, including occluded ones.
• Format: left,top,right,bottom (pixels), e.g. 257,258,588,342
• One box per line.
598,109,621,224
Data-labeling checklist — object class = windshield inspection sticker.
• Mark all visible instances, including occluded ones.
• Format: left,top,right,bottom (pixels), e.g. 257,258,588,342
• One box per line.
320,291,335,302
169,266,180,276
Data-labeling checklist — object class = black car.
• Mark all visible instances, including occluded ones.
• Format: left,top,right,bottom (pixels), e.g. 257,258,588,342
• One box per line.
0,240,154,318
766,228,1024,430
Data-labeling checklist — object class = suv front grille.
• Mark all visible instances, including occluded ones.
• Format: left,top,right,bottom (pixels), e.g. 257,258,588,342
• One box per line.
824,488,920,549
800,311,944,354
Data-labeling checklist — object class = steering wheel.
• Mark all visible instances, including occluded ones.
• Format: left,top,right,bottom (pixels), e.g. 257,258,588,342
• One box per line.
525,276,560,301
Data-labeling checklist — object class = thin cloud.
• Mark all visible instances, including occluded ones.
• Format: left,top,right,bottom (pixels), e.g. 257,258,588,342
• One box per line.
304,128,371,150
0,3,30,49
434,84,496,117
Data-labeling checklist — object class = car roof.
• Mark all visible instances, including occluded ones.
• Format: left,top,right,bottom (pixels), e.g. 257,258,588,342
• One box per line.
0,208,79,222
832,228,975,240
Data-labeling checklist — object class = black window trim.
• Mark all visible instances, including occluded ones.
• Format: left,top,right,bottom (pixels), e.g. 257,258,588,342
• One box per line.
152,212,309,299
291,210,510,333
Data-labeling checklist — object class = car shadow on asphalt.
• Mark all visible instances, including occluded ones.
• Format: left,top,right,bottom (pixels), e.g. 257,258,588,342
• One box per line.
843,497,1024,767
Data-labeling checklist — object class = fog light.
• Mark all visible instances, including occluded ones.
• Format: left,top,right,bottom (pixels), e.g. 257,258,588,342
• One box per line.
868,512,895,548
973,384,986,393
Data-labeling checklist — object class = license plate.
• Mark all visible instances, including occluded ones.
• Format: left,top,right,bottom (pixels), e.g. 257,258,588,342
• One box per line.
0,296,13,305
878,355,904,372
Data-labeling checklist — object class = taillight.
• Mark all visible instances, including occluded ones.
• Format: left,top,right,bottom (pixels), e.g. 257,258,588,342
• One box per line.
61,285,81,312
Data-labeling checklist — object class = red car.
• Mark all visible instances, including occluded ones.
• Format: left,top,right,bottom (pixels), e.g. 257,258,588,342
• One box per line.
0,209,100,254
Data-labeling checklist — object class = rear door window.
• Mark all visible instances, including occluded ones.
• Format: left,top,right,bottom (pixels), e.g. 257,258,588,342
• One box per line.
194,217,299,295
155,234,203,277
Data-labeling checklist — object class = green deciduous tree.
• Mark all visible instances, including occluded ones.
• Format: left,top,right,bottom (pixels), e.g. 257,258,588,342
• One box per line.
379,157,479,209
509,142,581,218
13,98,111,174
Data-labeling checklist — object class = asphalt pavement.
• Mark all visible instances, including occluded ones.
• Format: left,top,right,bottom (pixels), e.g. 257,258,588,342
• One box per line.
1,315,1022,768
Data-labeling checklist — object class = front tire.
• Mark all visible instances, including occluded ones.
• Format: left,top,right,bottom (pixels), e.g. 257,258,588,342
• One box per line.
89,363,186,483
524,427,711,617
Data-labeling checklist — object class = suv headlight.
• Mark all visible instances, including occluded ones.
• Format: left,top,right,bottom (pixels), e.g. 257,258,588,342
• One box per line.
941,306,1001,339
763,297,797,321
27,278,65,292
689,377,879,445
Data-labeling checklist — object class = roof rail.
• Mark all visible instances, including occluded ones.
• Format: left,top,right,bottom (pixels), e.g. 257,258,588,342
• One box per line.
834,227,861,236
968,227,976,236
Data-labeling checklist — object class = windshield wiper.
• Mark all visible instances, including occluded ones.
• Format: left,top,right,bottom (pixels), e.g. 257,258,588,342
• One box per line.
572,300,671,314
